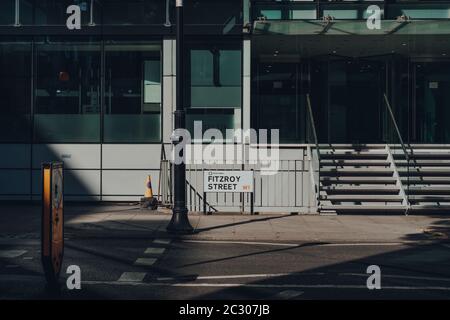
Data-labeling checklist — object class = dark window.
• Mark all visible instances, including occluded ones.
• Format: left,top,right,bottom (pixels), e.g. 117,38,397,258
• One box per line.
0,41,32,142
34,40,101,143
101,0,166,25
185,40,242,137
0,0,15,25
104,43,161,143
252,62,306,143
32,0,93,25
185,0,243,34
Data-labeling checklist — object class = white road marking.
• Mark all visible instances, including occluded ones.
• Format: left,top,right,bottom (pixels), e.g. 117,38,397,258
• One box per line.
0,250,27,258
118,272,146,282
275,290,304,299
22,257,33,260
340,273,450,283
319,243,403,247
182,240,299,247
154,239,172,245
83,281,450,291
145,248,166,255
157,272,325,281
182,240,405,247
134,258,157,266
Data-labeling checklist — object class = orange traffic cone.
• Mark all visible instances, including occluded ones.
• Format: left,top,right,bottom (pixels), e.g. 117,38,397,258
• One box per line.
141,175,158,210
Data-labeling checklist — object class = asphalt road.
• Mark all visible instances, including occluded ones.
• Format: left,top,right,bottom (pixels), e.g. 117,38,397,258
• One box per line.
1,234,450,300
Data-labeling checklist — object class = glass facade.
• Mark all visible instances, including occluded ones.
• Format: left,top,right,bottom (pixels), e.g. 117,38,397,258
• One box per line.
0,40,32,142
251,1,450,144
34,40,101,143
184,0,243,34
252,31,450,144
102,0,166,25
185,40,242,137
2,0,450,145
0,0,15,25
104,43,161,143
0,0,244,144
32,0,95,25
0,39,161,144
414,61,450,143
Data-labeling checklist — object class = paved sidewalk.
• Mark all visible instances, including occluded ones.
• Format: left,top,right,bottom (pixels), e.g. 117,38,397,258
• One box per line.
0,204,449,243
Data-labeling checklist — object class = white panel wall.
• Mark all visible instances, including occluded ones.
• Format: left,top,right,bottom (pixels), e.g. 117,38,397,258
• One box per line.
0,170,30,195
102,144,162,169
32,144,101,169
0,144,31,199
102,170,160,200
31,144,101,200
0,144,31,168
32,170,100,198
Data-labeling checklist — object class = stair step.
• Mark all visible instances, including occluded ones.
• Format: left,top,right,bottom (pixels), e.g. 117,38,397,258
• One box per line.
398,168,450,176
410,204,450,210
395,159,450,166
402,177,450,183
319,144,387,149
321,186,399,194
409,195,450,201
321,177,397,184
321,160,390,166
320,205,407,212
320,194,403,201
321,151,387,156
394,153,450,159
408,185,450,194
321,168,394,176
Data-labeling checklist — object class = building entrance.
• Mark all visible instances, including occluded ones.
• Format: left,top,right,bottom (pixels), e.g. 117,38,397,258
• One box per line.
252,35,450,144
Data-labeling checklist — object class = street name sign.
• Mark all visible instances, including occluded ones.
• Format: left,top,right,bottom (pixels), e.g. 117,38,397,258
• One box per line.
203,171,254,193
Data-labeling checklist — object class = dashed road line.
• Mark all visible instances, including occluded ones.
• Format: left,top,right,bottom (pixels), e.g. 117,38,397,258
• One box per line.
275,290,304,299
145,248,166,255
134,258,157,267
118,272,147,282
153,239,172,245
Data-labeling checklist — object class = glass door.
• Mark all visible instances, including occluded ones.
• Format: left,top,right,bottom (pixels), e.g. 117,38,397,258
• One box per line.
310,55,386,143
413,61,450,143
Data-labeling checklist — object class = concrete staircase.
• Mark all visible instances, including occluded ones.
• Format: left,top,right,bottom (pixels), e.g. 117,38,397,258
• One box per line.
318,145,408,213
394,145,450,211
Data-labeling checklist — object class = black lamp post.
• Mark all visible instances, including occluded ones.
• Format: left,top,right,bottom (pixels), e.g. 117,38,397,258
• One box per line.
167,0,193,234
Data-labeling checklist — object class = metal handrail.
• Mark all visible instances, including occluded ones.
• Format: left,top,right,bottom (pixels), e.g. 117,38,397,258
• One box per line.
306,94,321,161
383,93,410,162
186,180,218,213
306,94,321,208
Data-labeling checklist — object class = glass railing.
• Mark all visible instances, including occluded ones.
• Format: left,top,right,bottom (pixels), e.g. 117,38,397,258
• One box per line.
306,93,321,208
383,93,411,212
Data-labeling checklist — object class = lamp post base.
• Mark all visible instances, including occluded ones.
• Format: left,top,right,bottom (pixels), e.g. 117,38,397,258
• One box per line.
166,207,194,234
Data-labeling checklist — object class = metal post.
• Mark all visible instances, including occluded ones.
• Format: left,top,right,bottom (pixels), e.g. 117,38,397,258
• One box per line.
203,192,207,215
251,169,255,215
167,0,193,234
